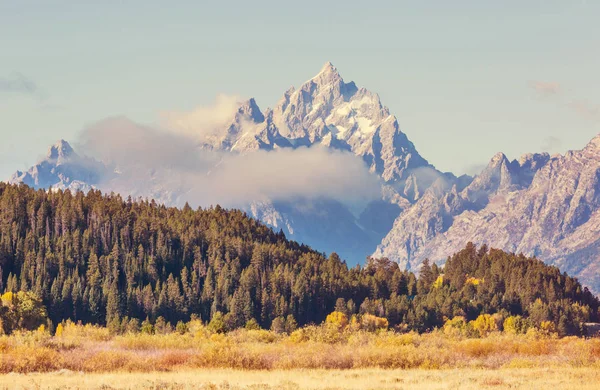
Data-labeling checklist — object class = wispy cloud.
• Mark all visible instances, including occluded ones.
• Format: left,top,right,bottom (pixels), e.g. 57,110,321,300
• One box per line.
0,73,38,95
541,136,562,152
77,116,381,209
0,72,49,104
160,94,245,139
463,163,487,176
529,80,599,122
529,81,562,98
569,101,600,122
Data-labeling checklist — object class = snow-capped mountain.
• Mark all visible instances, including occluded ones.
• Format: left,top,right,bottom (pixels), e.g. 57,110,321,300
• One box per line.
194,62,449,196
198,98,292,152
177,62,455,263
8,62,600,292
9,63,443,265
9,140,106,192
269,62,434,183
221,62,451,262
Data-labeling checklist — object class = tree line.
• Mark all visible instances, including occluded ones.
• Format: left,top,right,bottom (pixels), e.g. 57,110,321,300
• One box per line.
0,182,597,335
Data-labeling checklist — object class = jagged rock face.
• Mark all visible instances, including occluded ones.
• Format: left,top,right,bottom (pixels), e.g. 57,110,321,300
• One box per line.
220,64,454,262
195,62,451,264
209,63,441,187
13,62,600,293
9,62,442,266
267,62,433,183
9,140,105,192
199,98,269,151
374,136,600,291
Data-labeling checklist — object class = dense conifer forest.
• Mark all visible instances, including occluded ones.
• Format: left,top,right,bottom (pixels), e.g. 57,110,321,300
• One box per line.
0,182,598,336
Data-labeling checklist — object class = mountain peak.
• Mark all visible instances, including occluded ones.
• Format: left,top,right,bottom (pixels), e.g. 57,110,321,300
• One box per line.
237,98,265,123
584,133,600,151
47,140,74,160
311,61,342,83
489,152,509,166
319,61,336,73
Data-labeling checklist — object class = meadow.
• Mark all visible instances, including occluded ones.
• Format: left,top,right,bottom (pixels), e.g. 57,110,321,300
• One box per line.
4,367,600,389
1,320,600,389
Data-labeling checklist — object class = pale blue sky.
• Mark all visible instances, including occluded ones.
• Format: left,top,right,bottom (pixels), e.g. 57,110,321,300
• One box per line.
1,0,599,179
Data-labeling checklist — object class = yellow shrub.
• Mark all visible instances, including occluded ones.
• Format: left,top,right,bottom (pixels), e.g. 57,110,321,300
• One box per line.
325,311,349,329
503,315,529,334
55,323,64,337
349,315,361,331
229,329,278,344
1,292,13,306
540,321,556,335
60,321,111,342
465,277,482,286
289,328,310,343
443,316,468,337
470,314,497,337
432,275,444,289
360,314,389,332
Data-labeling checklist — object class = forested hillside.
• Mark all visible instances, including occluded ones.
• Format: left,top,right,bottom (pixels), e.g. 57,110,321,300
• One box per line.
0,183,598,336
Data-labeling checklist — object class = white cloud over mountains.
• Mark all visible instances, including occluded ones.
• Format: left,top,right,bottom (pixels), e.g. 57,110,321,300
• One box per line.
159,94,246,139
77,115,380,209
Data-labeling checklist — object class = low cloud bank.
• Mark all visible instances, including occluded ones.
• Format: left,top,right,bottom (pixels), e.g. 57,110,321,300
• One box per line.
77,116,380,209
160,94,246,139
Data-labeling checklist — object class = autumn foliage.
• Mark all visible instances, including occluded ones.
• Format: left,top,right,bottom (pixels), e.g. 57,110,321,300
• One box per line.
0,183,598,339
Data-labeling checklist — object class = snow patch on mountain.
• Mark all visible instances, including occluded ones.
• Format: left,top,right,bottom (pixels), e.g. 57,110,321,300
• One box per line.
15,63,600,293
9,140,106,193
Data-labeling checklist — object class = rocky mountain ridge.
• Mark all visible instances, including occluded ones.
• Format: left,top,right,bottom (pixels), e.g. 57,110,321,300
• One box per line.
375,135,600,290
8,62,600,292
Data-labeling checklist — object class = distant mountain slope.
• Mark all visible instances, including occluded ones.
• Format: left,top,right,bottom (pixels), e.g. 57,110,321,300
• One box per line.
267,62,436,186
8,140,107,193
8,62,600,293
375,135,600,292
8,63,455,266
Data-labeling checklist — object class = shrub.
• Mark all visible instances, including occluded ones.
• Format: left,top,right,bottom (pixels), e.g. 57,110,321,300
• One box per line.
270,316,286,334
59,321,111,342
360,314,388,332
539,321,557,335
285,315,298,333
289,328,309,343
245,318,261,330
207,312,227,334
443,316,468,337
503,315,530,334
349,315,361,331
470,314,498,337
141,318,154,334
176,321,189,334
55,323,64,337
326,311,349,330
154,317,172,334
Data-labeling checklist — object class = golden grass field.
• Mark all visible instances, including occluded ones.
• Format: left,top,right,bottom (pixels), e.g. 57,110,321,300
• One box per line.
1,322,600,389
3,367,600,390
